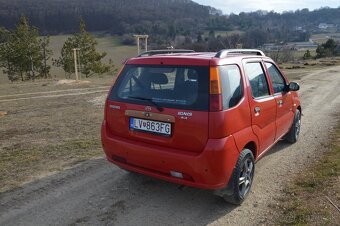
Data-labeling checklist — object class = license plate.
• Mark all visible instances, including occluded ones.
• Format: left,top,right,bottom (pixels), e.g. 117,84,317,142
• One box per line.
129,118,171,136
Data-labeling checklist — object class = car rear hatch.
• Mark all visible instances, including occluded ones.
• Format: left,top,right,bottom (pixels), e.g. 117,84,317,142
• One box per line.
105,61,210,153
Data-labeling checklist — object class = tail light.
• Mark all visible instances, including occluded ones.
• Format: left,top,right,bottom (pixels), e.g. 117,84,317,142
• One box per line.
209,67,222,111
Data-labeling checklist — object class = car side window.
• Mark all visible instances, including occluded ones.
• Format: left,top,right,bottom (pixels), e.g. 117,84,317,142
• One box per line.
219,65,243,109
265,62,287,94
245,62,270,98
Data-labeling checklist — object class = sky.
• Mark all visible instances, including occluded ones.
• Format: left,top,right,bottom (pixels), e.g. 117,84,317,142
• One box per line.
193,0,340,14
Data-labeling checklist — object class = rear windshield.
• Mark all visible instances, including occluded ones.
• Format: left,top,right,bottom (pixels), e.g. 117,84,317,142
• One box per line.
109,65,210,111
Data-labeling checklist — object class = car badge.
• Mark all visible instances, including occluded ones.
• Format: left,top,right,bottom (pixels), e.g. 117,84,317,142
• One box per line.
145,106,152,112
144,112,151,117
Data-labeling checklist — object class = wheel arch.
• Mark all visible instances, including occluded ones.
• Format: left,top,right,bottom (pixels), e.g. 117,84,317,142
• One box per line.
297,105,302,114
233,127,259,159
243,141,257,160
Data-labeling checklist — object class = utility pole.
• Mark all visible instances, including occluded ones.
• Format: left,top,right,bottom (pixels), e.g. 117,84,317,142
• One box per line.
133,35,149,54
72,48,80,81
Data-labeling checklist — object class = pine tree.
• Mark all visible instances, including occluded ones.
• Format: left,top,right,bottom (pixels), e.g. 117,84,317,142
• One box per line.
11,16,42,81
0,17,53,82
0,27,18,81
303,49,312,59
56,19,109,78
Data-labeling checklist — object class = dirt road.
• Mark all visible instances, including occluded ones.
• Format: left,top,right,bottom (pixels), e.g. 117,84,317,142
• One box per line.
0,66,339,226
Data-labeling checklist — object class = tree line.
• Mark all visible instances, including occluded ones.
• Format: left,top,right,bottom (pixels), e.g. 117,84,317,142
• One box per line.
0,16,110,82
1,0,339,47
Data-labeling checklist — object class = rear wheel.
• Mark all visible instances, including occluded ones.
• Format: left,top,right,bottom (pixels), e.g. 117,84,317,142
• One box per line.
285,109,301,143
223,149,255,205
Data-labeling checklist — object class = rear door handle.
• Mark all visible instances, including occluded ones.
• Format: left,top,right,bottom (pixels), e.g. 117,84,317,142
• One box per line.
277,100,283,106
254,106,261,113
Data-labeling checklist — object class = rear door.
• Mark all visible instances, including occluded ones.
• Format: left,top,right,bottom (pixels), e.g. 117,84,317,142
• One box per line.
244,60,276,155
106,64,210,153
265,62,294,139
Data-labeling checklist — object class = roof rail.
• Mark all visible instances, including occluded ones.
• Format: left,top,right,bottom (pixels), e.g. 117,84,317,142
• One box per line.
215,49,265,58
138,49,194,57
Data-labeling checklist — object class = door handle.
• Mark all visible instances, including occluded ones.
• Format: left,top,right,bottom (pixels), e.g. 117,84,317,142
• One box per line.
277,100,283,106
254,106,261,114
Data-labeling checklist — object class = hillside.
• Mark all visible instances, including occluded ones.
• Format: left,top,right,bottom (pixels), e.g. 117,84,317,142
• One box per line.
0,1,339,48
0,0,212,35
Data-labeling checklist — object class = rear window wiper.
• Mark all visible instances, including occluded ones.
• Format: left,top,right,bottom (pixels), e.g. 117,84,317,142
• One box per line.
128,96,164,112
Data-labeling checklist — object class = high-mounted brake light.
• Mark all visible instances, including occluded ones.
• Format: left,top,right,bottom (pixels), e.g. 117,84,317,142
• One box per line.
209,67,222,111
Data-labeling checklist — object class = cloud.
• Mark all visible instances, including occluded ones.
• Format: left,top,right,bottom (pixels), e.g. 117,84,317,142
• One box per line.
193,0,340,14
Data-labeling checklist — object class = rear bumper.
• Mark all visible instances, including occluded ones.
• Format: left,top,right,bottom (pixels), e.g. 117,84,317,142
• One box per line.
101,121,240,190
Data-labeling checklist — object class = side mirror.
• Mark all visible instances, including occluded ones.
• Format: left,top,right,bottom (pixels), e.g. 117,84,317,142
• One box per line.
288,82,300,91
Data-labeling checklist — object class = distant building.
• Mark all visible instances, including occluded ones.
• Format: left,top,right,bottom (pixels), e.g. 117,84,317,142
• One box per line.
294,26,303,31
318,23,335,29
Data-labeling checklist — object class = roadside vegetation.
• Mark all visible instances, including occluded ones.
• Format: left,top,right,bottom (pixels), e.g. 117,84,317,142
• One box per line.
270,121,340,225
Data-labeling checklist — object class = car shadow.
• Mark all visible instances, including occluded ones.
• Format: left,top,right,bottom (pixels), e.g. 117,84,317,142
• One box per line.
96,169,237,226
97,141,295,225
260,139,292,159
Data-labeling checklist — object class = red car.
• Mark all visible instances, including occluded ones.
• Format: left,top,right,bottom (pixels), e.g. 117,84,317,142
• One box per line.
101,49,301,204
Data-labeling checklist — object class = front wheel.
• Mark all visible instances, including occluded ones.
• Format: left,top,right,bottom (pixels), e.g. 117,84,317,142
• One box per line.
223,149,255,205
285,109,301,143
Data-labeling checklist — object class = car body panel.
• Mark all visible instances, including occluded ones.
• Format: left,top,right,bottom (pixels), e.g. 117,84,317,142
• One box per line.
102,120,239,189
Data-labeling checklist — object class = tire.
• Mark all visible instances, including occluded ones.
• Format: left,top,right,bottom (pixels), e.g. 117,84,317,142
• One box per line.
223,149,255,205
285,109,301,143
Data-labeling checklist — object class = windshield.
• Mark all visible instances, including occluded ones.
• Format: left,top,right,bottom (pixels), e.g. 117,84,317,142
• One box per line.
109,65,210,111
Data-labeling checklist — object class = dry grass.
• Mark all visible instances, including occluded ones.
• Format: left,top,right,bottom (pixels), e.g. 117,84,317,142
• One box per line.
272,121,340,225
311,33,340,44
0,139,102,192
279,57,340,81
0,77,114,193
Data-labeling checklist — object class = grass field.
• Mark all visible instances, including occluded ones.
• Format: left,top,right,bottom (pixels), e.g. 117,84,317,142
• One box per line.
203,30,245,38
311,32,340,44
0,34,137,84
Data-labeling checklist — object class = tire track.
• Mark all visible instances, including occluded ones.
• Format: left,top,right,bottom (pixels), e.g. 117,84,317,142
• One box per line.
0,87,109,103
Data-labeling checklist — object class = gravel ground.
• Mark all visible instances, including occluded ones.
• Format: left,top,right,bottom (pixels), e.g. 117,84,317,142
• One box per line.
0,66,339,226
